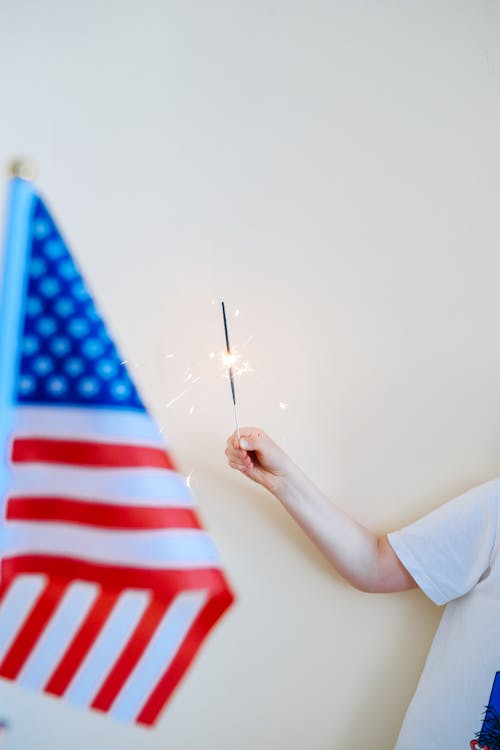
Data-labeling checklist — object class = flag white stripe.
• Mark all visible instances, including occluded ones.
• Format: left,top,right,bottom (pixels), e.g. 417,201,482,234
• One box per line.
18,582,98,690
110,590,208,722
2,523,222,569
13,406,167,448
64,590,150,707
0,574,46,661
9,465,193,507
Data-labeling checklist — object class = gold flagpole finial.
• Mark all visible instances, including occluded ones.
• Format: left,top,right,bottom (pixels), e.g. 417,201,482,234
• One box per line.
8,158,37,181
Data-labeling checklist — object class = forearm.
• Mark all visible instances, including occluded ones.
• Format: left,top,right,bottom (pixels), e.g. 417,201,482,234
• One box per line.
273,465,402,592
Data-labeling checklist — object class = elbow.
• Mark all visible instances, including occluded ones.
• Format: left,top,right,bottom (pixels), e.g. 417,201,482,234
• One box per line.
350,578,385,594
344,536,388,593
344,570,384,594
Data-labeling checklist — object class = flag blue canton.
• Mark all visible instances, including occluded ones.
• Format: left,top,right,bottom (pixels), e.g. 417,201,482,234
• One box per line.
17,197,145,411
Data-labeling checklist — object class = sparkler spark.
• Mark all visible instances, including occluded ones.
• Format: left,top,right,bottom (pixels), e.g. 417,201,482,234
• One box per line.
219,350,240,369
217,350,254,378
214,324,255,383
236,360,253,378
162,355,203,415
164,390,187,409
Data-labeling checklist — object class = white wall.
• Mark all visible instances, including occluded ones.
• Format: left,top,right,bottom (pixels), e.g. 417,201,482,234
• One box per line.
1,1,500,748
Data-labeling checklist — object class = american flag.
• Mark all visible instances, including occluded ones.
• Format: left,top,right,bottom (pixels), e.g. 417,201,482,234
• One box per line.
0,176,234,726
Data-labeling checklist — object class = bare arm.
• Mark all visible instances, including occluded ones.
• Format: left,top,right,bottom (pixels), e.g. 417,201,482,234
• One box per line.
225,428,416,594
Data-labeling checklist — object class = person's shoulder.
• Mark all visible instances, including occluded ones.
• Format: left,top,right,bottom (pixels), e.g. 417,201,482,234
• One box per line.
454,477,500,501
474,477,500,500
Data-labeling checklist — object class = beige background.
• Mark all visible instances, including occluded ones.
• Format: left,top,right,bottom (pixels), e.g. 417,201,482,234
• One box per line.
1,1,500,748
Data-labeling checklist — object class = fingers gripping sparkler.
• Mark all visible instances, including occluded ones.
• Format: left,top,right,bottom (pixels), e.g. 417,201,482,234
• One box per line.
221,301,241,444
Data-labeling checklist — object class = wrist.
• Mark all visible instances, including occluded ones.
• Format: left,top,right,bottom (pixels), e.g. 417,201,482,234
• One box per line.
272,461,309,504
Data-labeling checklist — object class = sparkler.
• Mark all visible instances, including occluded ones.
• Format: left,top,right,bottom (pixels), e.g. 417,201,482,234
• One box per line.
221,301,241,443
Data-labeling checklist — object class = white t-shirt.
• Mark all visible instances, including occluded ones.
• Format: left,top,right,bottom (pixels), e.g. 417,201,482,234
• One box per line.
388,478,500,750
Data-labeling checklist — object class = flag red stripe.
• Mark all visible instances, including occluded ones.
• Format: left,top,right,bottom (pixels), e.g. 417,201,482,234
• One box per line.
44,588,119,696
12,438,176,470
91,596,172,712
7,497,202,530
2,556,230,596
0,577,10,604
0,578,68,680
136,589,234,725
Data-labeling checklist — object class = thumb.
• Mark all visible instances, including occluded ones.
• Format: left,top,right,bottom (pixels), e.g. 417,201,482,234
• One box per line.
236,428,267,452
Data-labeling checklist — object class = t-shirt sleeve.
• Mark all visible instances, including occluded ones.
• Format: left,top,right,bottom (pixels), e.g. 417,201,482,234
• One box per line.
387,478,500,606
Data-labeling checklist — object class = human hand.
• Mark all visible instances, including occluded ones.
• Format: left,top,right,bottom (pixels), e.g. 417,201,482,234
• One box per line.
225,427,296,495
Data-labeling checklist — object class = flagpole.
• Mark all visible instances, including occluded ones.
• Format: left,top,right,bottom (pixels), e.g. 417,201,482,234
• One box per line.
0,162,36,564
9,159,37,182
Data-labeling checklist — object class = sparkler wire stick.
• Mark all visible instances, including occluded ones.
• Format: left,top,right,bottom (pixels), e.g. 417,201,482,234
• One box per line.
221,301,241,443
